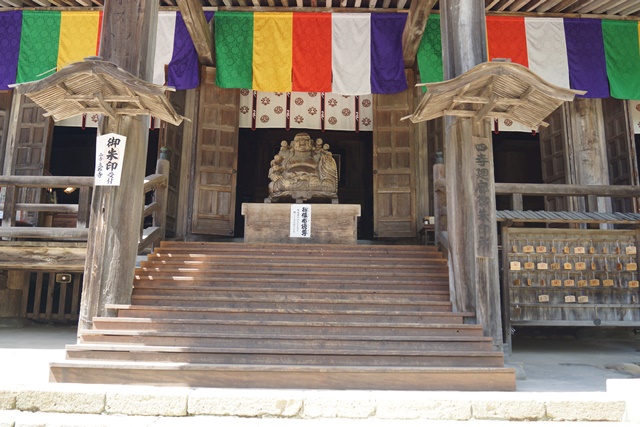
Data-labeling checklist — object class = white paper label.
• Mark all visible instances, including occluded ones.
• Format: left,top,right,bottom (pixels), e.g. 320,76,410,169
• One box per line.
290,204,311,238
95,133,127,186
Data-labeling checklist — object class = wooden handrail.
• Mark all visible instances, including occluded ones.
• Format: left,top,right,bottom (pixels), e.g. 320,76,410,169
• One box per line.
143,173,167,193
495,183,640,198
0,176,94,187
138,157,170,254
0,176,94,240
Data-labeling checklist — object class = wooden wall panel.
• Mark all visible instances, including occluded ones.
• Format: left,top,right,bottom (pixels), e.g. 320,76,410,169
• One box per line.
160,90,187,237
191,67,239,236
603,98,638,213
539,106,570,212
373,70,417,238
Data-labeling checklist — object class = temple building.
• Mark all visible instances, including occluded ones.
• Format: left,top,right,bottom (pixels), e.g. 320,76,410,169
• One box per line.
0,0,639,391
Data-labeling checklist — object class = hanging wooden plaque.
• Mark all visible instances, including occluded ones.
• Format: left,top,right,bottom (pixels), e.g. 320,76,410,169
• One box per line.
538,295,550,303
551,279,562,287
603,279,614,287
578,296,589,303
575,262,586,271
626,246,637,255
589,279,600,287
510,261,521,271
574,247,585,254
564,279,575,287
564,295,576,303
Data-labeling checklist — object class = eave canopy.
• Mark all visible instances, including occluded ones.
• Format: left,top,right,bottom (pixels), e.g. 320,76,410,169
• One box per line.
12,59,184,126
405,62,586,130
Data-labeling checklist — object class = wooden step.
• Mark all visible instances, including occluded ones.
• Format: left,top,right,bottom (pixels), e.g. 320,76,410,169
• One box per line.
78,330,495,351
106,304,473,324
130,287,452,302
158,241,440,253
142,255,446,267
91,318,487,337
132,276,450,289
50,361,516,391
135,266,448,279
64,344,505,367
129,295,454,312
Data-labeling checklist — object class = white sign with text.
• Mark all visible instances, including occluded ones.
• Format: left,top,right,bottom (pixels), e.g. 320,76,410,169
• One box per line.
290,204,311,238
95,133,127,186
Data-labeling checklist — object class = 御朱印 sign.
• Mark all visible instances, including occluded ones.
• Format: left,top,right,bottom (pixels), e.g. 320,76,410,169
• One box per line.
95,133,127,186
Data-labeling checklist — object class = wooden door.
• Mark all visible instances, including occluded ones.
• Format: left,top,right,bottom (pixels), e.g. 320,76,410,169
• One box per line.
6,95,53,224
539,106,569,211
0,91,12,172
160,90,186,238
426,117,444,216
191,67,239,236
373,71,417,238
602,98,638,213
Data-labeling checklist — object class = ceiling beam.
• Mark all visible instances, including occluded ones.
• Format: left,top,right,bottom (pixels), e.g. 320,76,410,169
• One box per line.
177,0,215,66
402,0,437,68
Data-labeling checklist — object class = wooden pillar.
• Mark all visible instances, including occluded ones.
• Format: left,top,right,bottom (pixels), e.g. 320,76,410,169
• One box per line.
440,0,503,348
78,0,158,332
567,98,611,214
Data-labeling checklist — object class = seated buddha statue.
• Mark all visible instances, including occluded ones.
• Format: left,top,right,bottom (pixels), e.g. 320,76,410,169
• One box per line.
267,133,338,203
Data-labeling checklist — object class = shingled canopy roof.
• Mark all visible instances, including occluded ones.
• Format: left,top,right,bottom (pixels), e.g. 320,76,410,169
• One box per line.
404,62,586,130
12,59,184,126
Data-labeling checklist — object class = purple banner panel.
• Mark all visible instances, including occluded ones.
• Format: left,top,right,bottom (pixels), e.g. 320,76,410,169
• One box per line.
0,11,23,90
167,11,214,90
370,13,408,95
564,18,610,98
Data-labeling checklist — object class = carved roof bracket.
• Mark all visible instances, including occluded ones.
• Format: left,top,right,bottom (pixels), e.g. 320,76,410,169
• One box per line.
12,58,185,126
405,62,585,130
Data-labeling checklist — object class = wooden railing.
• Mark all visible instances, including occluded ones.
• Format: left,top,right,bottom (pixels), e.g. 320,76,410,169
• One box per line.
494,183,640,213
138,169,168,253
0,176,94,240
0,161,169,254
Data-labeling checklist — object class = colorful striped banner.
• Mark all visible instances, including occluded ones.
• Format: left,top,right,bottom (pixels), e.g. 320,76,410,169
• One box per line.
215,11,407,95
420,14,640,100
0,10,209,91
2,10,101,88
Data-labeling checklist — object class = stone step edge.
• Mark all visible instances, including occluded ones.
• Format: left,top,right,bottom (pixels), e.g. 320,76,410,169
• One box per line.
0,384,629,422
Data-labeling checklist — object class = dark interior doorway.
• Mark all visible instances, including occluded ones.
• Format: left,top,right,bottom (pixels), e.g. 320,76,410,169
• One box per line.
493,131,544,211
236,128,374,239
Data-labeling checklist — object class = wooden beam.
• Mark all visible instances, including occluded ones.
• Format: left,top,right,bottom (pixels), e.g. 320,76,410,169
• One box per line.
177,0,215,66
0,244,86,271
441,0,503,350
79,0,158,332
401,0,437,68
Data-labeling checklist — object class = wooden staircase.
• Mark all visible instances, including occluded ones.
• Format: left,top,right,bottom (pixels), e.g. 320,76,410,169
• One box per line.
50,242,516,391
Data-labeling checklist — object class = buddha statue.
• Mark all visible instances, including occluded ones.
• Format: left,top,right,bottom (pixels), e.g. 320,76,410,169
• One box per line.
267,133,338,203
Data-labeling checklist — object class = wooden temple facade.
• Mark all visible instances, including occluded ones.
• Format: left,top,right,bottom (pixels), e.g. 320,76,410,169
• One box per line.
0,0,639,390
